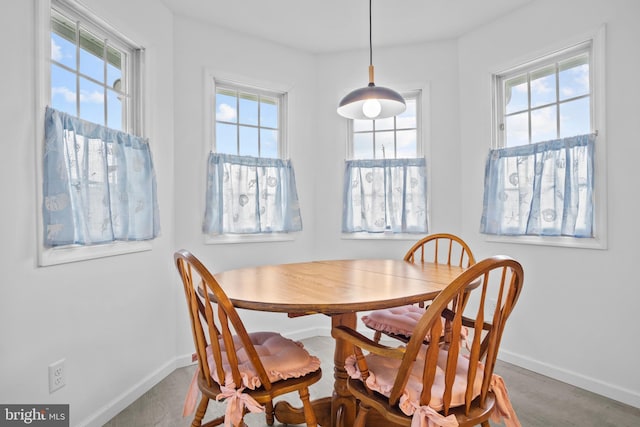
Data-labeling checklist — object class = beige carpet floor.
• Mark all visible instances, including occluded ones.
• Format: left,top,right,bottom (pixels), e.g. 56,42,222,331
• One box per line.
104,336,640,427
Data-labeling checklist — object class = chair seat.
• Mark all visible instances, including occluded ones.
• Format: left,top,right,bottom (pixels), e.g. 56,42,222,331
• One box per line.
184,331,321,415
209,331,321,389
362,305,426,338
345,346,483,416
363,305,471,347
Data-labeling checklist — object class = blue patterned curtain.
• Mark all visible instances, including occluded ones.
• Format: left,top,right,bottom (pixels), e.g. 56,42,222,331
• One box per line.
203,153,302,235
43,107,160,247
343,158,428,233
480,134,595,237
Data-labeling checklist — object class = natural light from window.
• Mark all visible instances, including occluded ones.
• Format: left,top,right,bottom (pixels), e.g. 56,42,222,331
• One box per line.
215,86,281,158
50,9,127,131
499,50,591,147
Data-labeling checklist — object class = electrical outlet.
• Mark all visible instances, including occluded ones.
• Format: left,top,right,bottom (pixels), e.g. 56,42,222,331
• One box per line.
48,359,66,393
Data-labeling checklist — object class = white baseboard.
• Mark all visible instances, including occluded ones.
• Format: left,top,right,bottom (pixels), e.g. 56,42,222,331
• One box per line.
76,358,179,427
283,326,331,341
79,329,640,426
499,348,640,409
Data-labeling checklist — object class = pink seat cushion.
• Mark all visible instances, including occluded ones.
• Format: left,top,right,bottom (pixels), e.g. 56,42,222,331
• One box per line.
363,306,469,346
362,304,426,337
183,331,321,416
345,346,483,416
209,331,321,389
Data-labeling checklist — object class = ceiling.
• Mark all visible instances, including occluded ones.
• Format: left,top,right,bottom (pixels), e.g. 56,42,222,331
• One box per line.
161,0,535,54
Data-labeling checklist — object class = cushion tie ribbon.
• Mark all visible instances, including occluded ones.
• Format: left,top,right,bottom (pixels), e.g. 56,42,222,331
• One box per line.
216,385,265,427
410,402,459,427
489,374,521,427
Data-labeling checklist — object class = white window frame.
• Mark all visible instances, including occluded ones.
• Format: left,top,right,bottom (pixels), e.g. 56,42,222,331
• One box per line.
346,89,424,160
213,80,286,158
342,84,431,240
487,26,607,250
35,0,149,266
203,71,297,244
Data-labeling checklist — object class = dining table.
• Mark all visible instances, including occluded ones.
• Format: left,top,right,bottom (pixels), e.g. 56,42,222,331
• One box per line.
212,258,470,427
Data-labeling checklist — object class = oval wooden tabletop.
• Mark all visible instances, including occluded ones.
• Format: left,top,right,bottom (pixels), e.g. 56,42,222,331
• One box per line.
213,259,466,315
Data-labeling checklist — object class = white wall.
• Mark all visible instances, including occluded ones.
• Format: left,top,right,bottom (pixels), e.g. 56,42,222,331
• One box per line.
458,0,640,408
171,14,325,355
0,1,176,426
314,39,464,261
2,1,639,426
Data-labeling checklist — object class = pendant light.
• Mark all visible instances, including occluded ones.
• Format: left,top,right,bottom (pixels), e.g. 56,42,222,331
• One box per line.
337,0,406,120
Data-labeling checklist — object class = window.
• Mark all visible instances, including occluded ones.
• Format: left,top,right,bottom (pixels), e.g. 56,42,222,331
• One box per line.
214,82,284,158
203,79,302,240
36,0,156,266
349,91,421,159
482,29,606,248
495,43,591,147
49,0,142,134
343,91,428,236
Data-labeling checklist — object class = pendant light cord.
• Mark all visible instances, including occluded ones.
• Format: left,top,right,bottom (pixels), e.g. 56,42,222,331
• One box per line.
369,0,373,67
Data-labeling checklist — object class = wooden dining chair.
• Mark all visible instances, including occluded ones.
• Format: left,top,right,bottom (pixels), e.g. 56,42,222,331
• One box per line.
174,250,322,427
334,255,524,427
362,233,477,344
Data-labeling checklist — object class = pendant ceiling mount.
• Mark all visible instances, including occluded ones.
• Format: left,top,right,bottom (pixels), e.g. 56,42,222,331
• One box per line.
337,0,406,120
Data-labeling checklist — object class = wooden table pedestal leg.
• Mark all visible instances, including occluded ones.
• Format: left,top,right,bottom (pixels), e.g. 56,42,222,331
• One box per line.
330,312,357,427
273,313,356,427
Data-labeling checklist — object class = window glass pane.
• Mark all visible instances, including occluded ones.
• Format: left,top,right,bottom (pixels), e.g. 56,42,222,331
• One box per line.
375,116,394,131
51,11,77,69
530,65,556,108
239,126,258,156
531,105,557,142
353,119,373,132
505,75,527,114
216,123,237,154
49,2,139,141
79,77,104,125
353,132,373,159
396,98,416,129
260,129,278,158
560,97,590,138
505,112,528,147
260,96,278,128
559,54,589,101
216,89,237,123
106,44,122,91
215,84,284,158
239,92,258,126
107,89,122,130
376,131,394,159
79,28,105,82
51,64,77,115
396,130,417,158
51,34,76,70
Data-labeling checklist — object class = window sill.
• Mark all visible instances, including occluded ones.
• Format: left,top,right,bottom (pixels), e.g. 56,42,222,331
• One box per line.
341,232,426,241
204,233,298,245
38,240,153,266
484,234,607,250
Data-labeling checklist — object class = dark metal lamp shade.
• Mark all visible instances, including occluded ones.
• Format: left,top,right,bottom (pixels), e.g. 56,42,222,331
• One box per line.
337,83,406,120
337,0,406,120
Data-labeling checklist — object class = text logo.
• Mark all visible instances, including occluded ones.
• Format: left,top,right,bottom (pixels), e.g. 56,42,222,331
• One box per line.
1,405,69,426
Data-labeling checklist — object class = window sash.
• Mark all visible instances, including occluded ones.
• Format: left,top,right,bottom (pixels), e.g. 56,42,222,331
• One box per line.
495,42,593,148
348,91,421,160
214,82,285,158
50,0,144,135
